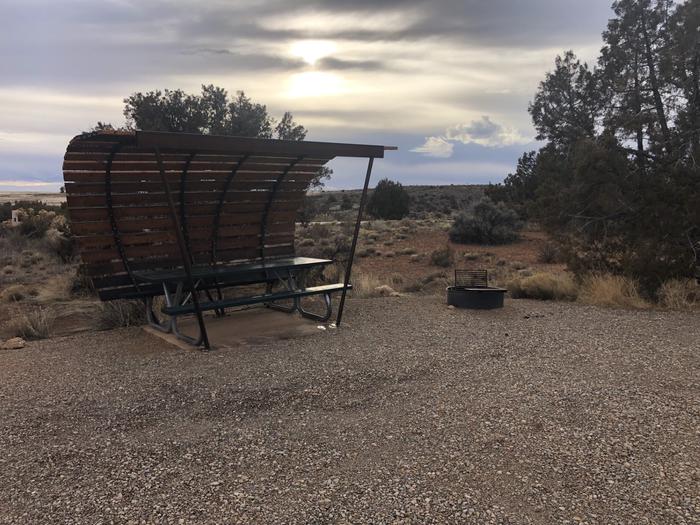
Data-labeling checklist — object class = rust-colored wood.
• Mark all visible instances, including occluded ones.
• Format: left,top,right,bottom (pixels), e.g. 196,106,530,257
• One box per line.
67,201,301,222
62,168,323,184
62,131,388,300
76,230,294,259
63,159,327,172
83,244,294,277
67,189,307,208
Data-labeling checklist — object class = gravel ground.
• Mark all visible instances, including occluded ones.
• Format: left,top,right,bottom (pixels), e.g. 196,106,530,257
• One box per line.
1,296,699,524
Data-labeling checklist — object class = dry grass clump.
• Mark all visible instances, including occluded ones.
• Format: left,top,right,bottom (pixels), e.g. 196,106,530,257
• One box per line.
351,272,386,298
657,279,700,310
7,307,56,340
98,300,147,330
297,238,315,247
537,241,561,264
507,272,577,301
504,270,697,311
389,273,404,287
36,273,74,302
430,246,453,268
578,274,649,309
1,284,29,302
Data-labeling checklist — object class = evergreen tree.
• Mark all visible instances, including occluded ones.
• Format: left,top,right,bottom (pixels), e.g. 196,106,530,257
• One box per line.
488,0,700,293
366,179,410,220
529,51,598,149
97,85,332,188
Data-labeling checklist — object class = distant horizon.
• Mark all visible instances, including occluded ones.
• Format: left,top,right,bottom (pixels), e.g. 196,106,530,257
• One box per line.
0,181,490,195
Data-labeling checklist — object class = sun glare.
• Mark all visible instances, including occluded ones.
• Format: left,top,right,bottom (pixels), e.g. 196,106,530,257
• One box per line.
285,71,346,98
290,40,337,66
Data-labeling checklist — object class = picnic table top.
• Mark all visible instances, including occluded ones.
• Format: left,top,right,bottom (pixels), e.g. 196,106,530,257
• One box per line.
133,256,333,284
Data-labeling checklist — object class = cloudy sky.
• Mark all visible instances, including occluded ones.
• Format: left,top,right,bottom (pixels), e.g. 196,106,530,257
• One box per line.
1,0,614,190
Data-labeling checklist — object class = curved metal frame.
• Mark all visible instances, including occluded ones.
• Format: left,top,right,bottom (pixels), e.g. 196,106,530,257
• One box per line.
105,142,141,292
211,153,250,263
259,156,304,262
179,152,196,258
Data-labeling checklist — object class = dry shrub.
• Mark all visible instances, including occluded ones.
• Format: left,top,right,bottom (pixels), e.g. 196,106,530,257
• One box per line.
351,272,384,298
302,223,333,240
578,274,649,309
45,228,75,262
2,285,26,302
430,246,453,268
70,271,96,297
389,273,404,287
402,280,424,293
420,271,450,293
7,307,55,340
657,279,700,310
508,272,577,301
537,241,560,264
98,300,147,329
322,263,343,282
36,273,75,302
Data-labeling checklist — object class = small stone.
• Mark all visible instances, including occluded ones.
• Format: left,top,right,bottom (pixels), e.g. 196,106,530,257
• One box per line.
2,337,25,350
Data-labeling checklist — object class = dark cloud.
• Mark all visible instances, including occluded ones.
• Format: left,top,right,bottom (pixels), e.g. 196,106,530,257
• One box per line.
1,0,615,187
164,0,612,48
315,57,387,70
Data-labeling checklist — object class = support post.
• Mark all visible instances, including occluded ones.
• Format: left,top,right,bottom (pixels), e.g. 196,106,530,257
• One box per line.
154,147,211,350
336,157,374,326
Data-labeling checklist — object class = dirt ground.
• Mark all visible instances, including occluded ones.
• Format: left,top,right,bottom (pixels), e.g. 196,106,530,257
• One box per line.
355,228,558,284
1,296,698,524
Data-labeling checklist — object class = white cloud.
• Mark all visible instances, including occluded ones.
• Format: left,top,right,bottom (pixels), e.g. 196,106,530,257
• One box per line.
412,116,531,158
446,116,530,147
410,136,454,158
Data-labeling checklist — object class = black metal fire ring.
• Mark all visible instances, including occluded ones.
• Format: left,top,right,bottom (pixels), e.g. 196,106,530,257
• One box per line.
447,286,506,309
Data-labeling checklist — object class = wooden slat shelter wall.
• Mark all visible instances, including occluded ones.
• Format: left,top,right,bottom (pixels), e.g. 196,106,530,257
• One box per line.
63,130,386,301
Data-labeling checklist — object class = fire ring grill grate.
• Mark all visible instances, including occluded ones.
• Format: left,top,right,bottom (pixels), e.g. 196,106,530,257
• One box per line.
455,269,488,288
447,269,506,309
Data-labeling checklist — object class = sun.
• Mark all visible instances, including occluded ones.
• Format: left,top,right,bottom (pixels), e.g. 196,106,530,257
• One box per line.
290,40,337,66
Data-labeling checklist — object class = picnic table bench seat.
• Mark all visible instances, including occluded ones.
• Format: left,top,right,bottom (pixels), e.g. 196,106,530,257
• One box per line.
63,130,393,349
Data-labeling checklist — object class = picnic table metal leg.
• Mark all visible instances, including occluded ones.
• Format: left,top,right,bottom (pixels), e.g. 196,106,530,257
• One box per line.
336,157,374,327
298,292,333,322
294,268,333,321
266,269,298,313
145,284,173,333
154,147,211,350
